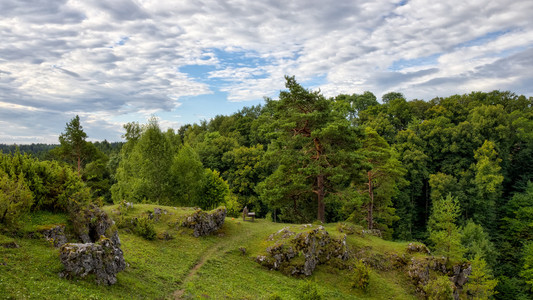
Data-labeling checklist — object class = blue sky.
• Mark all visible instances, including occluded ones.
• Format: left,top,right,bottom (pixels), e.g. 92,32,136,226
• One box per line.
1,0,532,144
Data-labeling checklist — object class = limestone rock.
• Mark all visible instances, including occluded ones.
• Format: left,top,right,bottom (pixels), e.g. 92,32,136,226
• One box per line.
59,237,126,285
256,226,350,276
70,204,120,246
182,207,226,237
39,225,68,248
407,256,471,299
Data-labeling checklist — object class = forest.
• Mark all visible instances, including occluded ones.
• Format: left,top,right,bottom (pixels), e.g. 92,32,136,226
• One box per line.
1,76,532,299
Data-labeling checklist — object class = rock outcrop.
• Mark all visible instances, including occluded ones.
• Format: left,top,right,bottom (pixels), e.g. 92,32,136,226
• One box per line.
59,237,126,285
59,204,125,285
407,256,471,300
182,207,226,237
256,226,350,276
38,225,68,248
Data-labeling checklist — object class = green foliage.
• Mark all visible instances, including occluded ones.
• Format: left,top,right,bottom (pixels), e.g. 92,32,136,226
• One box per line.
0,151,92,212
259,76,363,222
461,220,497,267
134,215,157,240
0,172,33,228
297,280,323,300
471,140,503,227
222,144,266,213
112,117,174,204
423,275,454,300
53,115,102,175
353,127,406,237
198,169,229,210
464,254,498,299
116,214,156,241
351,259,370,290
521,242,533,291
172,143,205,206
428,194,464,263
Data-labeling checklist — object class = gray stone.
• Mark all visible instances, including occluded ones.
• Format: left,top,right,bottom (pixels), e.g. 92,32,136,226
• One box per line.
39,225,68,248
59,237,126,285
256,227,350,276
182,207,226,237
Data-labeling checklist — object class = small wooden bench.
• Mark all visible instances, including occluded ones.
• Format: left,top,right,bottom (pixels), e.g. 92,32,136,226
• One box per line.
242,207,255,222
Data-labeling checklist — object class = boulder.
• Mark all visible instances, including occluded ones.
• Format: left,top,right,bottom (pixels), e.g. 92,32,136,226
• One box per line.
256,226,350,276
70,204,121,246
182,207,226,237
59,204,125,285
59,237,126,285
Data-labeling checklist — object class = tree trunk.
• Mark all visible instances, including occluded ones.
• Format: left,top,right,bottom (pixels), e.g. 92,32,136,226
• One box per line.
317,174,325,222
368,171,374,230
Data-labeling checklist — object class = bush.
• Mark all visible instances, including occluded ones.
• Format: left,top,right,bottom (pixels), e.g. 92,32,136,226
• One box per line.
0,172,33,228
297,280,322,300
116,215,156,240
424,276,454,300
351,259,370,290
134,216,156,240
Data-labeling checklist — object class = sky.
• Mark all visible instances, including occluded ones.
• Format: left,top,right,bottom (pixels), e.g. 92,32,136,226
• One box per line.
1,0,532,144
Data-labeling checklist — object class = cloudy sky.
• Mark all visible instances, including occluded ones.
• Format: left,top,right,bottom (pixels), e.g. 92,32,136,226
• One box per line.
1,0,532,144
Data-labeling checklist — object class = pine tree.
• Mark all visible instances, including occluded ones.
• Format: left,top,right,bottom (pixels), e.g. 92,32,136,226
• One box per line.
464,254,498,299
428,194,464,263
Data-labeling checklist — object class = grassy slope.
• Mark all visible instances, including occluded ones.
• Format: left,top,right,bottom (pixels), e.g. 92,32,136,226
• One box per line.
0,205,420,299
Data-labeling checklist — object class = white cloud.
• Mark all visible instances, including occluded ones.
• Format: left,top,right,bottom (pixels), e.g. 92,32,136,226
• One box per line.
1,0,532,143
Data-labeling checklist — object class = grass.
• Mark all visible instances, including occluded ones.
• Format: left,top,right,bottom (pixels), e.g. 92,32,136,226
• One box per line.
0,205,423,299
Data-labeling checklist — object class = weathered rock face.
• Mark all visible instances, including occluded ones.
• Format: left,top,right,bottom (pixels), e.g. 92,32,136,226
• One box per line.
256,226,350,276
59,237,126,285
59,204,125,285
39,225,68,248
70,204,120,246
407,256,471,300
182,207,226,237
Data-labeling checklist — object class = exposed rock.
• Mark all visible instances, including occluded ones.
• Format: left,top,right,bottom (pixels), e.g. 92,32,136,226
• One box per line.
256,226,350,276
406,242,431,255
182,207,226,237
149,207,167,221
38,225,68,248
407,256,471,299
59,204,125,285
59,237,126,285
70,204,120,246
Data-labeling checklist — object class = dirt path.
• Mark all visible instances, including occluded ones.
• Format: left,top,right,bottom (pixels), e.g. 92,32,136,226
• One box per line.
172,243,222,299
172,222,253,299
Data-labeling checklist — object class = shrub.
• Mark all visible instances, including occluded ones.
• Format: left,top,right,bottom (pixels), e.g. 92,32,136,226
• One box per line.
424,275,454,300
134,216,156,240
297,280,322,300
116,215,156,240
0,172,33,228
351,259,370,290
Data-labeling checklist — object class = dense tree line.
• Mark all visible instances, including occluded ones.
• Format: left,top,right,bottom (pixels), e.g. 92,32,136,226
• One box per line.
1,76,532,298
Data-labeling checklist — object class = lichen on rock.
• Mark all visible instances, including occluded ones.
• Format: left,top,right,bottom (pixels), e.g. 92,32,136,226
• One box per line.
256,226,350,276
59,204,125,285
59,236,126,285
38,225,68,248
181,207,226,237
407,256,471,300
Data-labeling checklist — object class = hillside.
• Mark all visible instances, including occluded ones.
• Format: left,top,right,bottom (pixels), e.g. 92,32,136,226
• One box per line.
0,204,436,299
